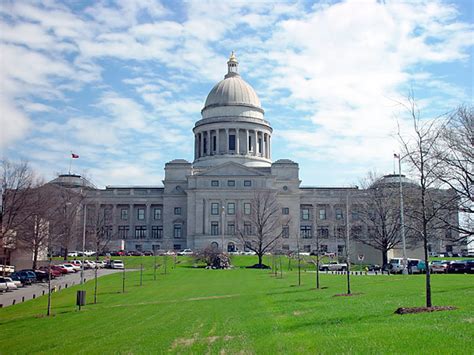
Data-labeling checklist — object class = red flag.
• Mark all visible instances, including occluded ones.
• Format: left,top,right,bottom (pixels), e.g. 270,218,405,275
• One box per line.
71,153,79,159
393,153,400,159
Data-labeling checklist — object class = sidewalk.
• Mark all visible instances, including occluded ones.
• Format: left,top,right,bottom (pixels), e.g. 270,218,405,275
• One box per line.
0,268,123,308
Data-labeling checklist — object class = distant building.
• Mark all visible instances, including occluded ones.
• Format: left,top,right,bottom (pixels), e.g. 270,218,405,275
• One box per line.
48,53,463,264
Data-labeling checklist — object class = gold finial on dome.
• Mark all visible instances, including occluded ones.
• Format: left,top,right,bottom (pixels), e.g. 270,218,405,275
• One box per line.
226,51,239,76
229,51,237,62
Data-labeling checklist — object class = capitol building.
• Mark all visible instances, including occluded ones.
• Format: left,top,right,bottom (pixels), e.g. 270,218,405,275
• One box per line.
52,53,460,264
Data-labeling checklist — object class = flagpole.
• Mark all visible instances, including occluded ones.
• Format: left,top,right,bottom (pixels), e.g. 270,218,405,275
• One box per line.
69,152,73,175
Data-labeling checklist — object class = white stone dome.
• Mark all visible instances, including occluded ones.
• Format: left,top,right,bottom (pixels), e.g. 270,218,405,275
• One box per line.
204,74,261,109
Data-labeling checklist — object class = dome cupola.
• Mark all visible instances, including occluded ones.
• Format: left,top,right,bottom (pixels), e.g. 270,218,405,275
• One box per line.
193,52,272,169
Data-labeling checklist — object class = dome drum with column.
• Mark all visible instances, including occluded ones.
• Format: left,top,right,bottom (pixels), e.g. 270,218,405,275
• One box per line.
193,52,272,168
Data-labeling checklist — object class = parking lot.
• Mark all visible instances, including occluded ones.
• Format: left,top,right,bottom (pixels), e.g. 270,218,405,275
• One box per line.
0,268,123,308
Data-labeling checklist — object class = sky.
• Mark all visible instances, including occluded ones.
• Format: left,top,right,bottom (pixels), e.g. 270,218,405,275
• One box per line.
1,0,473,188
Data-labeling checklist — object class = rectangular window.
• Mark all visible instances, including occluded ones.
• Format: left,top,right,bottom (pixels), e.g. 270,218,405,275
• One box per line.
153,208,162,220
118,226,129,239
173,224,182,238
338,245,345,254
211,180,219,187
320,244,328,252
282,244,289,251
244,203,251,215
300,225,312,238
174,207,181,215
173,244,181,250
152,244,161,252
282,207,289,215
135,226,147,239
228,180,235,187
335,208,343,220
244,180,251,187
137,208,145,220
282,226,289,238
319,208,326,220
248,136,252,151
211,202,220,215
151,226,163,239
227,222,235,235
304,245,311,252
258,138,262,153
120,208,128,220
229,134,236,150
301,208,310,220
337,227,345,238
318,227,329,238
211,222,219,235
135,244,143,251
213,135,217,151
244,222,252,235
227,202,235,215
351,210,359,221
203,137,207,154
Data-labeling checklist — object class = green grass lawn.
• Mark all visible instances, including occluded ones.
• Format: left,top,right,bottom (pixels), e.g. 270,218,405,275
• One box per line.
1,256,473,354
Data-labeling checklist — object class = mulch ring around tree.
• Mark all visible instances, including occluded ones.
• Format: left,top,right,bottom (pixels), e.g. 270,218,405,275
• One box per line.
333,292,363,297
395,306,457,315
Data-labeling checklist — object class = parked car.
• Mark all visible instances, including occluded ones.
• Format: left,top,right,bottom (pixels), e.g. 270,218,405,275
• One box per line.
129,251,144,256
4,276,22,288
67,251,79,257
0,276,18,290
368,264,381,272
39,266,62,278
71,260,83,268
464,260,474,274
319,261,348,271
143,251,154,256
51,265,68,274
0,280,8,292
447,260,468,273
164,250,176,256
429,260,450,273
94,261,106,268
64,263,81,272
109,260,124,269
407,259,426,274
57,264,76,273
10,271,37,285
177,249,193,256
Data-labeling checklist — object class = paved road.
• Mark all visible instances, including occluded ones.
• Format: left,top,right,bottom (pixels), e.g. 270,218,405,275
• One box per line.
0,268,124,308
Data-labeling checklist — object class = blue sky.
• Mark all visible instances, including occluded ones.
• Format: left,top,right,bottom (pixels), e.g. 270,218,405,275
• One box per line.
1,0,472,188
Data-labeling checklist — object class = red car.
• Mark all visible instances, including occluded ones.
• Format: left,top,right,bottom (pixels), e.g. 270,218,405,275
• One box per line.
38,266,62,278
51,265,68,275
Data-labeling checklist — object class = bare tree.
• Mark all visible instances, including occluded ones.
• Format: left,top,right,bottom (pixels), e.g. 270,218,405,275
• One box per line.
1,160,37,266
434,105,473,238
353,172,403,266
398,95,451,307
17,184,58,269
237,191,289,267
86,204,114,304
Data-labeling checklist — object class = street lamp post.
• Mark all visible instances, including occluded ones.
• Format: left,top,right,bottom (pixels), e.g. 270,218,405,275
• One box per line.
397,155,408,275
221,205,225,254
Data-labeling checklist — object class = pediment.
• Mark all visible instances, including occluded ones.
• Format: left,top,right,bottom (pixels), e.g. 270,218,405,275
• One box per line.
196,162,267,177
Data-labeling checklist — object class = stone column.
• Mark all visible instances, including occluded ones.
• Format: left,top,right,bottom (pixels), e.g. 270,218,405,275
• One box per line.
245,129,249,155
146,203,151,240
268,135,271,159
225,128,229,154
262,133,266,158
200,132,204,158
253,130,258,156
129,204,135,242
236,128,240,155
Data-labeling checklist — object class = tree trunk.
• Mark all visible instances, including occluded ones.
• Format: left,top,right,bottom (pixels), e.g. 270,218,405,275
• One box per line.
32,245,39,270
258,253,263,266
382,250,388,267
63,247,68,261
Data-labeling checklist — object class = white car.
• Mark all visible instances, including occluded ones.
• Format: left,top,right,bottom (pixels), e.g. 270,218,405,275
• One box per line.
177,249,193,256
0,276,18,290
110,260,124,269
67,251,79,257
58,264,76,273
0,264,15,274
94,261,105,268
4,277,22,288
0,281,7,292
319,261,348,271
84,260,96,269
